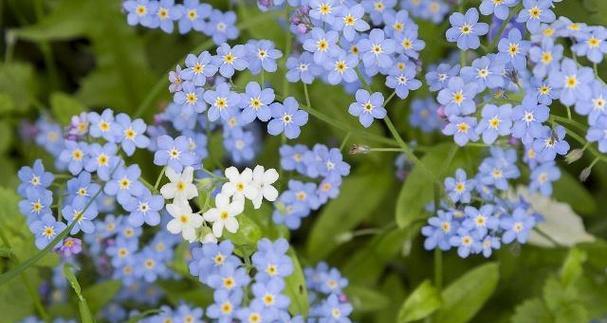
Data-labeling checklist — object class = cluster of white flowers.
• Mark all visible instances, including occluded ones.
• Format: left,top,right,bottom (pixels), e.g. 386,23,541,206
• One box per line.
160,165,279,243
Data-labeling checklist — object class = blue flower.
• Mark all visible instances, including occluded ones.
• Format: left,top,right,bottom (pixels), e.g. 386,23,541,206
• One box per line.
477,148,520,190
106,237,138,267
445,169,476,203
17,159,54,196
462,205,499,237
426,63,460,92
272,201,309,230
409,98,442,133
529,161,560,195
386,66,422,99
174,303,204,323
96,214,122,239
147,0,181,33
574,80,607,124
176,0,211,34
123,189,164,227
501,207,536,243
532,125,570,162
279,144,309,174
496,28,530,71
422,210,458,251
59,140,89,175
309,0,342,24
529,39,563,79
318,267,348,294
203,83,241,122
189,240,241,284
134,248,169,282
62,196,99,234
517,0,556,32
66,171,100,203
511,95,550,144
19,187,54,224
267,97,309,139
153,135,197,172
240,81,275,124
286,53,322,84
30,217,67,249
123,0,157,27
383,9,411,38
208,263,251,292
572,27,607,64
358,29,396,69
251,278,290,314
115,113,150,156
236,302,272,323
395,27,426,59
548,58,594,106
446,8,488,50
182,51,218,86
303,28,340,64
363,0,397,25
323,50,359,85
88,109,119,142
252,238,293,282
246,39,283,74
319,294,353,321
443,116,479,146
317,176,342,204
348,89,386,128
479,0,517,20
85,143,119,181
208,10,239,45
103,164,146,205
333,5,369,41
460,56,505,91
475,104,513,144
437,76,478,117
282,180,321,212
479,236,501,258
206,289,243,322
174,82,206,115
305,144,350,179
223,128,256,163
449,227,480,258
586,115,607,153
214,43,248,78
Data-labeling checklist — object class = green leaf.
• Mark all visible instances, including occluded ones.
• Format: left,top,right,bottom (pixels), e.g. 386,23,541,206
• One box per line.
552,171,597,215
82,280,121,315
559,248,587,287
306,169,392,261
0,93,15,115
223,209,263,247
63,264,94,323
0,270,38,322
0,63,37,111
347,285,391,313
396,143,471,228
397,280,442,323
511,298,552,323
14,0,92,41
50,92,85,124
434,263,499,323
284,249,309,317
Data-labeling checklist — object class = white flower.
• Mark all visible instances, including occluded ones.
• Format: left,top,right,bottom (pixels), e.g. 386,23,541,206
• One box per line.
166,202,203,242
161,166,198,202
203,193,244,238
221,167,259,201
251,165,279,209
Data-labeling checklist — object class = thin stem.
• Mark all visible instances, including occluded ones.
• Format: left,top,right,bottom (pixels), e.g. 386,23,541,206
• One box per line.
154,167,166,191
384,91,397,107
384,115,435,181
434,248,443,290
533,227,563,248
340,132,351,151
367,147,405,152
566,106,572,120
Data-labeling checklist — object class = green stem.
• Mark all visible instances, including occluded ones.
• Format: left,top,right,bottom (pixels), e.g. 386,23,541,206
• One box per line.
434,248,443,290
153,167,166,191
384,91,397,107
340,132,351,151
384,115,435,180
533,227,562,248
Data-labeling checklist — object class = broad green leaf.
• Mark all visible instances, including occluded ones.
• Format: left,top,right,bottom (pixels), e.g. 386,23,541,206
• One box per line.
82,280,121,315
347,285,391,313
306,169,392,262
553,171,597,215
284,249,309,316
0,93,15,115
396,143,472,228
559,248,587,287
14,0,93,40
0,270,37,321
511,298,552,323
0,120,13,153
434,263,499,323
0,63,37,111
397,280,442,323
50,92,85,124
223,208,264,247
63,264,94,323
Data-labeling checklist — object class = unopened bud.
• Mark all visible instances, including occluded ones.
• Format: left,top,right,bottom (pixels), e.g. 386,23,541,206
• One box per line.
335,232,353,244
349,144,370,155
565,148,584,164
579,166,592,182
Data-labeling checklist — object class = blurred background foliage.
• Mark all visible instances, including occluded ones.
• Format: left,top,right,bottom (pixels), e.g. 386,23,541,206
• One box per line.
1,0,607,322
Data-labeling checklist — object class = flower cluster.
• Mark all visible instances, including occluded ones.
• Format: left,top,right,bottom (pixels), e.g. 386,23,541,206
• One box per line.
122,0,239,44
181,238,352,322
304,262,353,322
422,147,544,258
273,144,351,229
